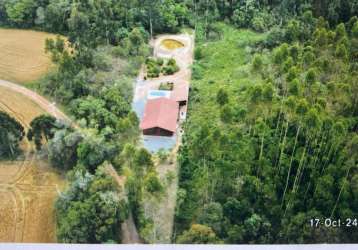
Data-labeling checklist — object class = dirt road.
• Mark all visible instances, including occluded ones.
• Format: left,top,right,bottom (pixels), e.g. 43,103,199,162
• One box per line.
105,164,142,244
0,79,70,122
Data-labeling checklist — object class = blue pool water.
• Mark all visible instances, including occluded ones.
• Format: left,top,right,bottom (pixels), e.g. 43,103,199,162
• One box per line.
151,91,166,96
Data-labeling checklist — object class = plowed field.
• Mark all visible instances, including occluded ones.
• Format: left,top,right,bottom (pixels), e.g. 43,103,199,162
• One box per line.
0,29,57,84
0,86,65,242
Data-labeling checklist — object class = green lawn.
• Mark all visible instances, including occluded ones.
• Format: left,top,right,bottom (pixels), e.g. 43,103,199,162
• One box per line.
189,24,266,125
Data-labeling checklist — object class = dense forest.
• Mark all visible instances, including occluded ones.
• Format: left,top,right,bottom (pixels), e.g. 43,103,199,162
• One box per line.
0,0,357,244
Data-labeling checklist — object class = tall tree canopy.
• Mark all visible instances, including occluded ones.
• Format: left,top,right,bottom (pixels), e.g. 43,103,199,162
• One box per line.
0,111,25,158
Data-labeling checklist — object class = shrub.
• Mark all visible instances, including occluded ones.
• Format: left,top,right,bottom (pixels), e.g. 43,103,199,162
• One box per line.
159,82,174,91
162,64,179,75
192,64,204,80
335,23,347,39
303,51,315,66
145,57,157,66
157,148,169,162
194,47,204,60
335,43,348,60
265,26,286,48
252,16,266,32
147,63,161,78
252,54,264,71
156,58,164,66
286,19,301,42
217,88,229,105
273,43,289,64
167,58,177,66
305,68,317,85
145,171,163,193
289,44,300,60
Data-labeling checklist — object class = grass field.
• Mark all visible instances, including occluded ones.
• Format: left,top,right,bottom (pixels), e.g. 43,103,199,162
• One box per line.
0,86,65,243
190,24,266,123
0,29,58,84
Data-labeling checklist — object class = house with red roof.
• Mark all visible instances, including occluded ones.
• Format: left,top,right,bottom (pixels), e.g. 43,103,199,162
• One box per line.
140,97,179,136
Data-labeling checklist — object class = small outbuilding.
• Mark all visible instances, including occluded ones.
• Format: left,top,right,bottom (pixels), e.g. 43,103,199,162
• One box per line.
171,81,189,106
140,97,179,136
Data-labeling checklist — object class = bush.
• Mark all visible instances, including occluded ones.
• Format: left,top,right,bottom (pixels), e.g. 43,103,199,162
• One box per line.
217,88,229,105
147,64,161,78
145,57,179,77
252,54,264,71
303,51,315,66
265,26,286,48
157,148,169,162
194,47,204,60
162,64,179,75
93,51,112,71
144,171,163,193
145,57,157,66
305,68,317,85
159,82,174,91
335,43,348,60
156,58,164,66
167,58,177,66
252,16,266,32
192,64,204,80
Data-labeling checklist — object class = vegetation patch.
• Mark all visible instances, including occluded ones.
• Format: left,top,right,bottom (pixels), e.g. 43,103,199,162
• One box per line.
145,57,179,79
159,82,174,91
176,20,358,244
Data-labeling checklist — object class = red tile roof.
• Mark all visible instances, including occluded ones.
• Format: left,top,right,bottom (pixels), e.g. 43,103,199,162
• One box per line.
172,81,189,102
140,97,179,133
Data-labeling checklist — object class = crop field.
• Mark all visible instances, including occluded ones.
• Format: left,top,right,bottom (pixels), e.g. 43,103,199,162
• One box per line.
0,29,58,84
0,86,65,242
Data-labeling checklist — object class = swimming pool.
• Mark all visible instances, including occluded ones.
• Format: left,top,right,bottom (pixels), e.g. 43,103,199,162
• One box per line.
148,90,171,99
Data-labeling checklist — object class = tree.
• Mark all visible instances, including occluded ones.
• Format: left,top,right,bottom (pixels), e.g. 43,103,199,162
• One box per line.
134,148,153,169
5,0,37,27
0,111,25,158
27,115,57,150
77,131,117,174
335,43,348,60
286,19,301,42
144,171,163,193
56,166,128,243
243,214,272,243
352,21,358,38
48,128,84,170
305,68,317,85
197,202,223,234
142,0,161,39
335,23,347,39
220,105,233,123
176,224,222,244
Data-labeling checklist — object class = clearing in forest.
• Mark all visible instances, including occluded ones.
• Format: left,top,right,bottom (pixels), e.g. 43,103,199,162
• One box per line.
0,86,65,243
132,33,194,243
0,29,58,84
